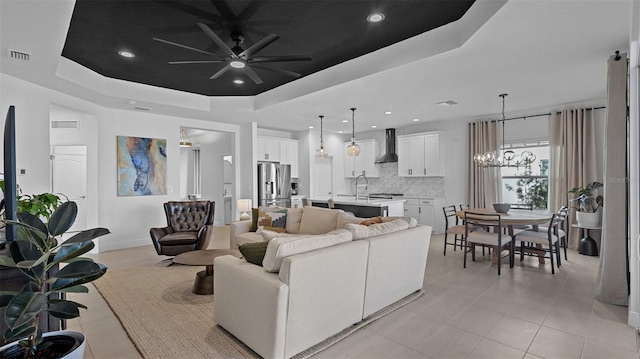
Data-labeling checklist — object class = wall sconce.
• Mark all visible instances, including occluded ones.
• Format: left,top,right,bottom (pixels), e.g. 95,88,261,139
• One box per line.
179,128,192,148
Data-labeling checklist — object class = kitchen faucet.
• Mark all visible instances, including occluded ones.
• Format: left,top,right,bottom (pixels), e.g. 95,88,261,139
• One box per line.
355,174,368,201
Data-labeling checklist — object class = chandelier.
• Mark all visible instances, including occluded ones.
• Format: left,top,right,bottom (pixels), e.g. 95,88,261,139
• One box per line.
346,107,361,156
473,94,536,168
315,115,329,159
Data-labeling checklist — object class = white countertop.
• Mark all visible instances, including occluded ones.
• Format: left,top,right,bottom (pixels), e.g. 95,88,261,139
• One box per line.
310,197,406,208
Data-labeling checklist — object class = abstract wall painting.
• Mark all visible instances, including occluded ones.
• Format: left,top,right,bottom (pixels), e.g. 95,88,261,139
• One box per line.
117,135,167,196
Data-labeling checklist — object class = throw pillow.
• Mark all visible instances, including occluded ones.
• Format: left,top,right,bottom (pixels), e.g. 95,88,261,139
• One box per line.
249,208,259,232
298,206,341,234
238,241,269,266
258,207,288,230
285,208,304,234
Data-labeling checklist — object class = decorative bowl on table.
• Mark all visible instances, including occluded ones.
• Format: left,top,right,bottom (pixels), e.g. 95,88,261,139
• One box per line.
492,203,511,213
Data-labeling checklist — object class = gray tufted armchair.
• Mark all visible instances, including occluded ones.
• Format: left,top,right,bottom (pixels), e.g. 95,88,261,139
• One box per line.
150,200,215,256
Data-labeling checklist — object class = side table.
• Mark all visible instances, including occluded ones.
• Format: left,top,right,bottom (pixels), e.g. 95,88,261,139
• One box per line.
572,224,601,256
173,249,241,295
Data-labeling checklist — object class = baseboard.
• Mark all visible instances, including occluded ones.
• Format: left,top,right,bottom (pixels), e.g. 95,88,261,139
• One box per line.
628,311,640,329
98,237,150,253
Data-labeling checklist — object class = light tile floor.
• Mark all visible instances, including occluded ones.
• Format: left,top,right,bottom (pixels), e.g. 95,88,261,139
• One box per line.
67,227,640,358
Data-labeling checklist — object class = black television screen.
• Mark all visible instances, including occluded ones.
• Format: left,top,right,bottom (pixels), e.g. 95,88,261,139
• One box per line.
4,105,17,241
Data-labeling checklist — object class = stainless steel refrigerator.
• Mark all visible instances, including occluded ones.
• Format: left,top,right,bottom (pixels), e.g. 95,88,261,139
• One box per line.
258,163,291,207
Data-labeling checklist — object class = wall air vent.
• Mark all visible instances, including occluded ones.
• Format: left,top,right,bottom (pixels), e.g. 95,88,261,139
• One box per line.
7,49,31,61
51,120,79,129
134,106,152,111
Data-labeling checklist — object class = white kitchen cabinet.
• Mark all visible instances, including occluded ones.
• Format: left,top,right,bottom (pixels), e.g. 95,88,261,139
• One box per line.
344,139,379,178
257,137,280,162
258,136,299,178
402,197,445,234
279,139,299,178
397,132,443,177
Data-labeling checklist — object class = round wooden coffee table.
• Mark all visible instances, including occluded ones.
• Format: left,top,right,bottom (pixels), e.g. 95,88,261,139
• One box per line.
173,249,241,295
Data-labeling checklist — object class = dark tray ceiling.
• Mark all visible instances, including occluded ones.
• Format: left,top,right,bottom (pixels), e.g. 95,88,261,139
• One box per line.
62,0,475,96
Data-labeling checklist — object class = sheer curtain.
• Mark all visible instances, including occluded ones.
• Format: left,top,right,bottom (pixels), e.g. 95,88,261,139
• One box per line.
548,109,597,249
468,121,502,208
595,52,628,306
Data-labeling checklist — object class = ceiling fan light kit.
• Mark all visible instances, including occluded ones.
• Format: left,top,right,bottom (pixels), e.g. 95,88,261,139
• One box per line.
154,22,311,86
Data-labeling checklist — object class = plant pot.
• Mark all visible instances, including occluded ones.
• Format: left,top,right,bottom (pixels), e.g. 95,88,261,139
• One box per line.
576,211,602,228
0,330,85,359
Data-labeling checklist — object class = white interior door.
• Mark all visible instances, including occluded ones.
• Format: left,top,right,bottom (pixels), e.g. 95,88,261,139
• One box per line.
51,145,87,231
313,156,333,197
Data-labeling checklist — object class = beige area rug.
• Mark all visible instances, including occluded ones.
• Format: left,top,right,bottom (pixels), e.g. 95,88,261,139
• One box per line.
94,264,423,359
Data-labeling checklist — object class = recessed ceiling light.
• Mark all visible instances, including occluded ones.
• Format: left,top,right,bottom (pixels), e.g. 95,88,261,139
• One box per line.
118,50,135,58
371,125,377,128
338,130,344,134
385,111,392,115
413,118,420,122
367,13,385,23
342,120,349,123
233,79,244,85
437,100,458,106
308,126,314,129
230,60,245,69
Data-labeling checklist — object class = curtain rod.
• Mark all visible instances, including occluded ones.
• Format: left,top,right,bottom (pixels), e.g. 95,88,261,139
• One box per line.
494,106,606,123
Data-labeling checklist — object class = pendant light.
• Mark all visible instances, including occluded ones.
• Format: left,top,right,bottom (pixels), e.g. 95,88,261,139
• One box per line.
346,107,361,156
473,94,536,168
315,115,329,159
179,128,192,148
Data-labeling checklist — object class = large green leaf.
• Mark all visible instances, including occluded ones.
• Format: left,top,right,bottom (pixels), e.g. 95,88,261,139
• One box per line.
54,285,88,294
51,264,107,291
0,255,17,268
21,282,39,293
47,301,80,319
0,291,18,307
53,261,101,279
17,212,48,240
11,223,48,250
9,241,44,282
48,201,77,236
4,292,46,330
52,241,94,264
62,228,110,246
3,324,35,343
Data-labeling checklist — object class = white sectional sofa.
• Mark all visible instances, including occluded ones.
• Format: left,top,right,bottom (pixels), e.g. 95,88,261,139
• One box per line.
215,206,432,359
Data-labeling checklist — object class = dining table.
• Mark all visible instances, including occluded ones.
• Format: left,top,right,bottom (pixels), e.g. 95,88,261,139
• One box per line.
455,208,554,264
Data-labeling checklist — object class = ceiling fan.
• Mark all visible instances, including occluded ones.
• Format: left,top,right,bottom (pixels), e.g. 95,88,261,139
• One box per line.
153,23,311,84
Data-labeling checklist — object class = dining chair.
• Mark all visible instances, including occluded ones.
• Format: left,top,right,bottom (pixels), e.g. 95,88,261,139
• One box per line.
528,206,569,260
443,205,465,255
514,213,562,274
463,211,514,275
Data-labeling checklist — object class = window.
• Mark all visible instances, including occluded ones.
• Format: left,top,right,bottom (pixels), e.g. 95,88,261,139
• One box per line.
501,142,549,210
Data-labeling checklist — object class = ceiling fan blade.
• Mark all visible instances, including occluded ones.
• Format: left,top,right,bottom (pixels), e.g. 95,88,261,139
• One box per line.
197,23,236,59
153,37,220,57
169,60,226,64
250,63,301,78
238,34,279,58
210,64,232,80
154,0,224,22
249,55,312,63
243,66,263,84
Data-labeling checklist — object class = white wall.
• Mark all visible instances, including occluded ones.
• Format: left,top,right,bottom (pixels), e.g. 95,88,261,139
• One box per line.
1,73,246,252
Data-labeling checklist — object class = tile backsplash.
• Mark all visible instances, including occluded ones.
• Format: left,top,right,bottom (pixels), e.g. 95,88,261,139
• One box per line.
347,163,445,197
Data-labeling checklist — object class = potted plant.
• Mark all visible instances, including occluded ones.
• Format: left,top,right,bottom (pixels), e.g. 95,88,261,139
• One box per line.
0,180,66,222
0,201,110,358
569,181,604,227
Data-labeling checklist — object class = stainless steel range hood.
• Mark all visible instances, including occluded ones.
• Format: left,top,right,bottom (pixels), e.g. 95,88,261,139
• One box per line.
375,128,398,163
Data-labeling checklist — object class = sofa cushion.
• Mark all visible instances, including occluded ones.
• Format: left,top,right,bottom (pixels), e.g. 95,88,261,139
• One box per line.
382,216,418,228
298,207,341,234
259,228,299,242
262,229,352,272
238,241,269,266
336,212,369,229
345,219,409,240
258,207,288,230
158,231,198,245
249,208,259,232
286,208,304,234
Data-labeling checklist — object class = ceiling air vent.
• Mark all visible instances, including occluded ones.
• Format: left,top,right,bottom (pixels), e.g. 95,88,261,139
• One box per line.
7,49,31,61
134,106,152,111
51,120,79,129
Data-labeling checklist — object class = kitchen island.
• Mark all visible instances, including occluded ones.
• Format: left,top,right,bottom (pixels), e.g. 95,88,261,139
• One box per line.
310,197,405,217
